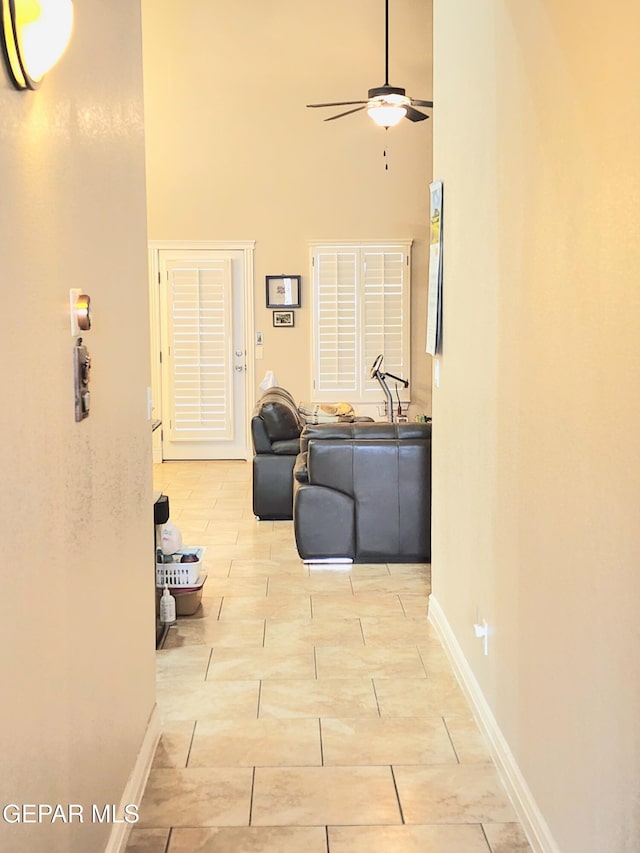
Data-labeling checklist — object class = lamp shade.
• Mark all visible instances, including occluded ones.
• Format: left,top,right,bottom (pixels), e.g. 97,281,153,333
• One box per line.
367,104,407,128
1,0,73,89
366,90,410,128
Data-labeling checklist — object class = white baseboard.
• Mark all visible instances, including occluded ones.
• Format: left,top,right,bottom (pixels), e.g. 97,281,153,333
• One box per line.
104,704,160,853
428,596,561,853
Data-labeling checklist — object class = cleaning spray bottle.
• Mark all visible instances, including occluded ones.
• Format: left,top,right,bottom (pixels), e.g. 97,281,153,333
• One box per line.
160,584,176,624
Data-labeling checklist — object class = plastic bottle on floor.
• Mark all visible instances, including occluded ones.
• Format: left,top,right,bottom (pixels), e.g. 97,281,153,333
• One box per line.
160,585,176,624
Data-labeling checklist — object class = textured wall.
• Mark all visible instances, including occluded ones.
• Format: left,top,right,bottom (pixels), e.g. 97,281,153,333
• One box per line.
0,2,155,851
432,1,640,850
141,0,434,414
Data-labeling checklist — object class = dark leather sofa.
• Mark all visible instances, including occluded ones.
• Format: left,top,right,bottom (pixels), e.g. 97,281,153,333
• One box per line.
293,421,431,563
251,387,305,519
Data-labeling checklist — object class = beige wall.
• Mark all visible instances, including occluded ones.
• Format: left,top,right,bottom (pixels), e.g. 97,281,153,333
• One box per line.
0,3,155,851
141,0,434,414
432,1,640,851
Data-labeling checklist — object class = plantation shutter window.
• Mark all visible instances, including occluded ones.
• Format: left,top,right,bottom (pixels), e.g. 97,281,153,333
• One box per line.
163,258,234,441
311,241,411,405
315,250,358,393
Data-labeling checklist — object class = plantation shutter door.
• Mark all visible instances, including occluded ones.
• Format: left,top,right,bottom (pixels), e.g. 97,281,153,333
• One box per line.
165,258,233,442
314,250,359,393
362,249,409,395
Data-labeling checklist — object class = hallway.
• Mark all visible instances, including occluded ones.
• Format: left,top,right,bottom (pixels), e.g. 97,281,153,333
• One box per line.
127,460,531,853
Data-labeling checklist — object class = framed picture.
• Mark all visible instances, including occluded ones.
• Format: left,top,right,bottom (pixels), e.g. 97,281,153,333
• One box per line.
272,310,294,327
266,275,301,308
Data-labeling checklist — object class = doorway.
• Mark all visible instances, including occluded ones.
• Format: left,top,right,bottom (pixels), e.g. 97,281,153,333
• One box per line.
149,241,255,461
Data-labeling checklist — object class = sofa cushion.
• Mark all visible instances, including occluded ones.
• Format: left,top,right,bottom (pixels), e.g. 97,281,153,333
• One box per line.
260,401,300,441
250,416,273,454
256,386,304,442
271,438,301,455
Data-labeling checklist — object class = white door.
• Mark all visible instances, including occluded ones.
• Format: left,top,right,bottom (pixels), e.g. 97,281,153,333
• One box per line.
158,249,248,460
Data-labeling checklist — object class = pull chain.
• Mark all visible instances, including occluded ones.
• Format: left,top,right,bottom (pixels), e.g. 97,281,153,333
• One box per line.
383,128,390,171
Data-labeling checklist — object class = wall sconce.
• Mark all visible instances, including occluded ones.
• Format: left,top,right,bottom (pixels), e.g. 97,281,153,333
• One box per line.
1,0,74,90
70,288,91,334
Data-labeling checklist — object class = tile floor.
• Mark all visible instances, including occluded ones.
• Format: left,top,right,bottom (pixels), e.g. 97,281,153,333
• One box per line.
127,460,532,853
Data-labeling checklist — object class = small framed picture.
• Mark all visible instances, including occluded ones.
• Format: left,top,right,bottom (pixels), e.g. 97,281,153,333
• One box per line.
273,310,294,327
266,275,301,308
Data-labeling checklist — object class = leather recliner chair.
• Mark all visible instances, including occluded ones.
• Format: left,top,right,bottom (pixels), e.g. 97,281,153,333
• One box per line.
293,422,431,562
251,387,304,520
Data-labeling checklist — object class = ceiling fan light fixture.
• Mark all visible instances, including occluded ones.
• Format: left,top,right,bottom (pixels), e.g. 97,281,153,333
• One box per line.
306,1,432,127
367,103,407,128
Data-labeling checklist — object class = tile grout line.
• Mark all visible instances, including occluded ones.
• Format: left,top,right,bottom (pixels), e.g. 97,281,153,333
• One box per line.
184,720,198,769
480,822,495,852
203,647,214,681
248,766,256,827
416,644,430,678
318,717,324,767
371,677,382,718
389,765,406,825
442,716,462,765
215,596,225,619
255,680,262,720
164,826,172,853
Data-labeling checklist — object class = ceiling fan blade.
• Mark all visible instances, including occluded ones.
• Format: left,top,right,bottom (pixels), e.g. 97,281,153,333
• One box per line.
410,98,434,108
404,106,429,122
324,105,367,121
307,100,367,108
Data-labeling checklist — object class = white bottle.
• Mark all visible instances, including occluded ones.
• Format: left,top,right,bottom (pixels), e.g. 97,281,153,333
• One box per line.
160,585,176,624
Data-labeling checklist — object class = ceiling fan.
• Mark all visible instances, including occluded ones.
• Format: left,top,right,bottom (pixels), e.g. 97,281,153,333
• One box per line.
306,0,433,128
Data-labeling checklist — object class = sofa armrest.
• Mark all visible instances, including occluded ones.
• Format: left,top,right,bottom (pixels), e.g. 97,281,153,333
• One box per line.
251,415,273,454
293,452,308,483
294,485,355,561
306,441,355,495
252,454,296,520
